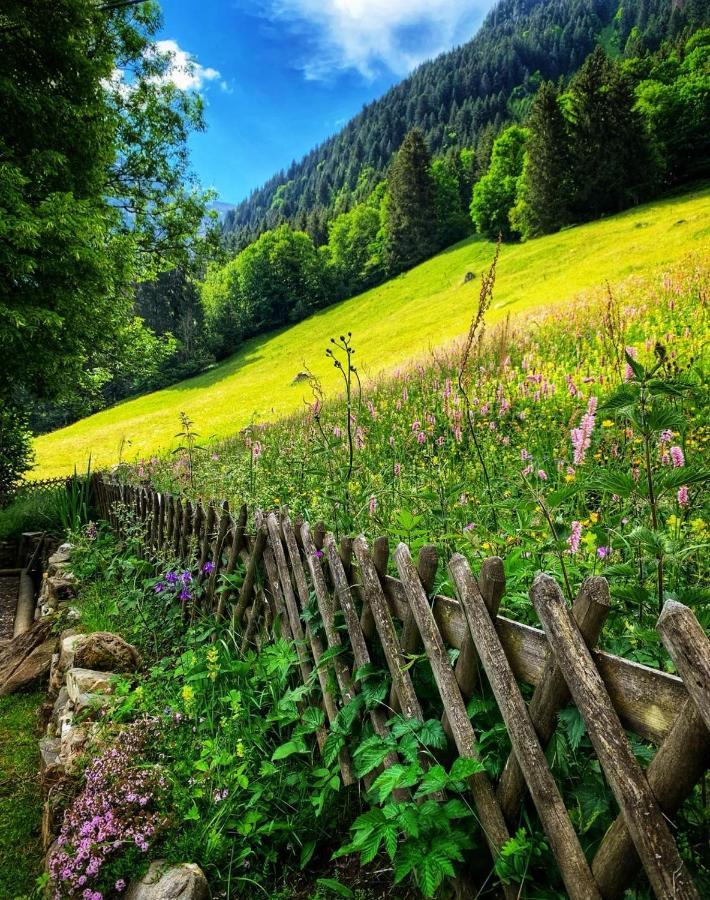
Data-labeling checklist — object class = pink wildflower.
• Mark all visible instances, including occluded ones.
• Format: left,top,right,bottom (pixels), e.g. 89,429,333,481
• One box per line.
567,521,582,555
571,397,597,465
670,446,685,468
677,486,689,507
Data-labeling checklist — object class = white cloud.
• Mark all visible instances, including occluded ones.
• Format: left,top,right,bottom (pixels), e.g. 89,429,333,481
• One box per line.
261,0,491,80
150,39,224,91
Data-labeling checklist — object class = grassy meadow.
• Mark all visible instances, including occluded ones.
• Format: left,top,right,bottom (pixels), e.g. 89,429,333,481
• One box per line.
33,185,710,477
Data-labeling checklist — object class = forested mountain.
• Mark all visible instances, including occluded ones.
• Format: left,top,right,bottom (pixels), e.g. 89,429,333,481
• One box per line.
222,0,707,248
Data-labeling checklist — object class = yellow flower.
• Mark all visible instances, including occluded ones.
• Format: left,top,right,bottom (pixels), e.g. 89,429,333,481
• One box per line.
482,541,491,550
181,685,195,707
589,511,599,523
602,420,614,428
565,474,575,482
690,518,706,534
667,514,679,527
236,740,245,758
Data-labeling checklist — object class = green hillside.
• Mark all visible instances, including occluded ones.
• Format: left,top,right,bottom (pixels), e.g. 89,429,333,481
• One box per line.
33,185,710,477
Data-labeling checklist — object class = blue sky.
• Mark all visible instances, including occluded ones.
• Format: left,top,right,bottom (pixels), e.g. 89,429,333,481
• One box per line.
156,1,494,204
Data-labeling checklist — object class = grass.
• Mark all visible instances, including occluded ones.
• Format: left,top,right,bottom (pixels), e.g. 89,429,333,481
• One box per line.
33,184,710,477
0,692,44,898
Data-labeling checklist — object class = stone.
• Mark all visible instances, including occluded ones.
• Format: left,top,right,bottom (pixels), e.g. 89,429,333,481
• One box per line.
42,776,79,851
39,736,61,770
126,861,210,900
0,638,56,696
58,723,90,774
71,631,141,674
72,690,109,719
44,573,77,606
65,667,115,703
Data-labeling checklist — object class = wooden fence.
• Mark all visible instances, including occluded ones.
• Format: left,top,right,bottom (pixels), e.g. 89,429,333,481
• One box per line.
93,474,710,899
0,476,70,508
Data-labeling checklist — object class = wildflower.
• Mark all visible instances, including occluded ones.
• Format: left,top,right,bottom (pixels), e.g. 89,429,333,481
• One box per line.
313,549,324,559
677,486,689,507
463,523,475,532
369,495,377,515
416,431,426,444
602,419,614,428
85,522,97,541
537,469,548,481
154,582,165,594
571,397,597,465
179,588,191,602
165,571,178,585
355,426,365,450
181,685,195,708
597,546,610,559
251,440,262,460
333,425,342,438
660,429,674,443
670,446,685,468
393,462,401,477
202,561,215,574
115,882,126,893
567,521,582,555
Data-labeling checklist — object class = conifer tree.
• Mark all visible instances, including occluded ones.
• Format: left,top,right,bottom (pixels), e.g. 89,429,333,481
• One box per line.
513,81,572,239
568,47,656,219
383,129,435,275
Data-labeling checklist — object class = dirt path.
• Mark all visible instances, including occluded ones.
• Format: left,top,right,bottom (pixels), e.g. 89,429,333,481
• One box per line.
0,575,18,642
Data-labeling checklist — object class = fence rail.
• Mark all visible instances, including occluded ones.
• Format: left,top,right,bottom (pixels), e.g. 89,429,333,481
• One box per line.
93,474,710,899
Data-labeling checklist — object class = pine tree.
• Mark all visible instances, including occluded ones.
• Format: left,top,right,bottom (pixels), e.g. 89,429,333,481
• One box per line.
568,47,656,219
383,129,436,275
514,81,572,238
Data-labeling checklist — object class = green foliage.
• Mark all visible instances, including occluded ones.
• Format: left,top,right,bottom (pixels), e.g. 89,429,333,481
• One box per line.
430,158,471,250
0,405,34,496
326,193,385,297
383,129,436,275
511,82,572,239
471,126,528,240
567,46,657,219
0,0,214,413
0,489,64,541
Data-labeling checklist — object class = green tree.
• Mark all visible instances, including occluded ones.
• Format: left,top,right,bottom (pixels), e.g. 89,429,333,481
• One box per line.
200,258,244,359
431,158,470,250
470,126,528,241
237,225,327,333
326,190,384,296
511,82,572,239
0,0,214,413
567,47,656,219
633,29,710,185
383,129,436,275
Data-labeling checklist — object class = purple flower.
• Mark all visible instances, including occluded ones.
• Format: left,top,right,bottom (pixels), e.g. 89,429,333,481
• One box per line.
154,582,165,594
165,571,178,585
115,881,126,893
179,588,191,601
537,469,548,481
202,561,215,574
677,486,689,507
313,549,324,559
597,546,611,559
181,571,193,585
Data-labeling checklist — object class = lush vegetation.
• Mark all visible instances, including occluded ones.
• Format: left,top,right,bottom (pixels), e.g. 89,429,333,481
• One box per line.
46,250,710,896
221,0,708,249
200,30,709,366
1,0,216,472
32,186,710,477
0,693,44,898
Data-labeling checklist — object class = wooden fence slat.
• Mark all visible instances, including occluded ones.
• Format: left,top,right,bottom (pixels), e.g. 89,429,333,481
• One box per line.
281,516,341,728
443,556,505,740
389,544,437,714
301,523,355,705
324,533,404,794
197,502,215,582
360,535,388,640
353,536,423,721
532,574,698,900
592,698,710,898
266,512,316,682
393,543,515,898
173,498,183,558
497,576,610,824
449,554,601,900
157,492,166,551
206,502,230,612
657,600,710,734
215,504,248,622
233,523,268,626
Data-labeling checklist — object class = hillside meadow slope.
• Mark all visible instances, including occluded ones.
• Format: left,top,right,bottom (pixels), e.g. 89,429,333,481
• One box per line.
34,185,710,477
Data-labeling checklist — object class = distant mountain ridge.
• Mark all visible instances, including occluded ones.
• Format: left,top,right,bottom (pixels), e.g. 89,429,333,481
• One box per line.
221,0,705,249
